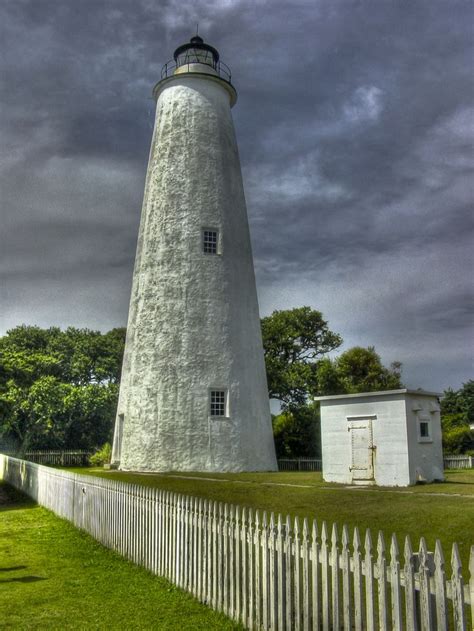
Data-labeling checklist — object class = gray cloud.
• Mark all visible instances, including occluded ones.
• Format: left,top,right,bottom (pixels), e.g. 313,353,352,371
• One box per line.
0,0,473,392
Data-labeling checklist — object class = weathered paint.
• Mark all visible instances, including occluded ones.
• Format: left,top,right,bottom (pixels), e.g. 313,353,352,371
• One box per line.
316,389,444,486
112,62,277,472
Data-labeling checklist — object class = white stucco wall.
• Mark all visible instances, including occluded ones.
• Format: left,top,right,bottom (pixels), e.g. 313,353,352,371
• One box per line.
317,390,444,487
405,394,444,483
111,70,277,472
319,394,411,486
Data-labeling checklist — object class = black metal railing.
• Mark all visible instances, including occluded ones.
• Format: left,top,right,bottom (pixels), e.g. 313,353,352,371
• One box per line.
160,59,232,84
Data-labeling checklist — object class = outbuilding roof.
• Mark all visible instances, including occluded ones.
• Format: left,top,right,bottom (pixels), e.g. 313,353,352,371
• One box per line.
314,388,442,402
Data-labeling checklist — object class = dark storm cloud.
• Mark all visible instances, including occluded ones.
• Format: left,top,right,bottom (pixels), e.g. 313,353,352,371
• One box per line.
0,0,473,391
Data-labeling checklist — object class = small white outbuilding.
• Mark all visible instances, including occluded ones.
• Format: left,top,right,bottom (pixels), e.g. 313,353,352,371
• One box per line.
315,389,444,487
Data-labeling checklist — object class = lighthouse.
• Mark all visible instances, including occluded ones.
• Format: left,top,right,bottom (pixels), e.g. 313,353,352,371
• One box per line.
111,36,277,472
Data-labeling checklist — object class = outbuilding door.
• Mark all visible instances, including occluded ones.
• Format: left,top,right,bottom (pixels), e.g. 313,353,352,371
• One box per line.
348,418,375,483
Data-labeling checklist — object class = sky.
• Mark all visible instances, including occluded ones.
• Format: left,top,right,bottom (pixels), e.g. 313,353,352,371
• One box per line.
1,0,473,393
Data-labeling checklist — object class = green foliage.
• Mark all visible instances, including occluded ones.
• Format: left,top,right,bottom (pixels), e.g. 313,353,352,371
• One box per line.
0,325,126,453
63,384,119,449
318,346,403,395
261,307,342,406
261,308,403,459
272,403,321,458
441,381,474,422
441,381,474,454
89,442,112,466
442,426,474,455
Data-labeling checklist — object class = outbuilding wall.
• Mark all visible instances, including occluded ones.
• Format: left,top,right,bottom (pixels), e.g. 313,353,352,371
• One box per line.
405,394,444,483
320,394,411,486
319,389,445,487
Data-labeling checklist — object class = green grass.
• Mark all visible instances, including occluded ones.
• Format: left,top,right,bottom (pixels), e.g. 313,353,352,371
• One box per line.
0,482,241,630
66,467,474,571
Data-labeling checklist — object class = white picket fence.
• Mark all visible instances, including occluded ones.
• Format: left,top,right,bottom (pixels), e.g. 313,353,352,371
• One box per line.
0,454,472,630
444,455,474,470
278,459,322,472
2,449,92,465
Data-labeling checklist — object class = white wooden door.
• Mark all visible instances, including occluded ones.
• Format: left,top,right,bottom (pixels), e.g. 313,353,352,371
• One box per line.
349,419,374,482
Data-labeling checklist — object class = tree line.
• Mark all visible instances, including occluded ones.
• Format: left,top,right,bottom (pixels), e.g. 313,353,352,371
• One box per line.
0,307,472,457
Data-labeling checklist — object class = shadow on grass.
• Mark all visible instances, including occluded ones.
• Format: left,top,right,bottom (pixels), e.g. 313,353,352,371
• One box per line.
0,576,47,584
0,565,27,572
0,482,36,513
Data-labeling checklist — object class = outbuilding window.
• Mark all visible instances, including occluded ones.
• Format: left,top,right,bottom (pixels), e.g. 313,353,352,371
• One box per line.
418,417,432,442
210,389,227,417
203,229,219,254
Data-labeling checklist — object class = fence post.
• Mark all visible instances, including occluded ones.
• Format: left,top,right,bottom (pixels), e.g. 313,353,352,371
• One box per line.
418,537,433,629
277,515,284,630
404,536,417,631
390,535,402,631
434,540,448,630
451,543,466,629
353,528,363,631
365,530,375,631
469,546,474,627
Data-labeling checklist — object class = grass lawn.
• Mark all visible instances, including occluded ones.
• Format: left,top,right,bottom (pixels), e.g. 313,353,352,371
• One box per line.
0,482,241,630
66,467,474,571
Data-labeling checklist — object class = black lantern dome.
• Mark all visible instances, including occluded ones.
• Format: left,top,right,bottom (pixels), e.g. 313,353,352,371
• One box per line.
173,35,220,70
159,35,233,87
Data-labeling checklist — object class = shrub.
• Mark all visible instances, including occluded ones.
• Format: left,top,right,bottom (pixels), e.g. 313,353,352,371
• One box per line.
442,426,474,455
89,442,112,466
272,403,321,458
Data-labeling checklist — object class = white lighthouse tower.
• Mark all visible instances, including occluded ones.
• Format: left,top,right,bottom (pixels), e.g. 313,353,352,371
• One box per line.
111,36,277,472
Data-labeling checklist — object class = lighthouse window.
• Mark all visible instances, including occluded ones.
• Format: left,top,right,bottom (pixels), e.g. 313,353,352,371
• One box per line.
210,390,227,417
203,229,219,254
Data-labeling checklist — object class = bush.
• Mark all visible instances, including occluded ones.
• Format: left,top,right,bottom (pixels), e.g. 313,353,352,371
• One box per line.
272,403,321,458
442,426,474,455
89,442,112,466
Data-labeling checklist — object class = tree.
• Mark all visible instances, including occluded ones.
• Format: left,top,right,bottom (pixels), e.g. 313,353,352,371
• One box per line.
261,307,343,407
441,381,474,454
442,425,473,455
62,383,120,449
272,403,321,459
0,326,126,454
260,309,403,459
317,346,403,395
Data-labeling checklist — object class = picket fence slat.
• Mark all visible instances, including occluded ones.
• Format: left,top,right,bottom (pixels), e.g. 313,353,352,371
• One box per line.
311,520,320,631
341,525,351,630
365,529,376,631
443,455,474,469
285,515,293,631
0,453,472,631
419,537,433,629
321,522,330,630
294,517,301,630
278,455,474,471
390,535,402,631
276,515,284,631
277,458,322,471
248,509,255,630
301,518,310,631
4,449,92,466
377,531,388,631
353,527,363,631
